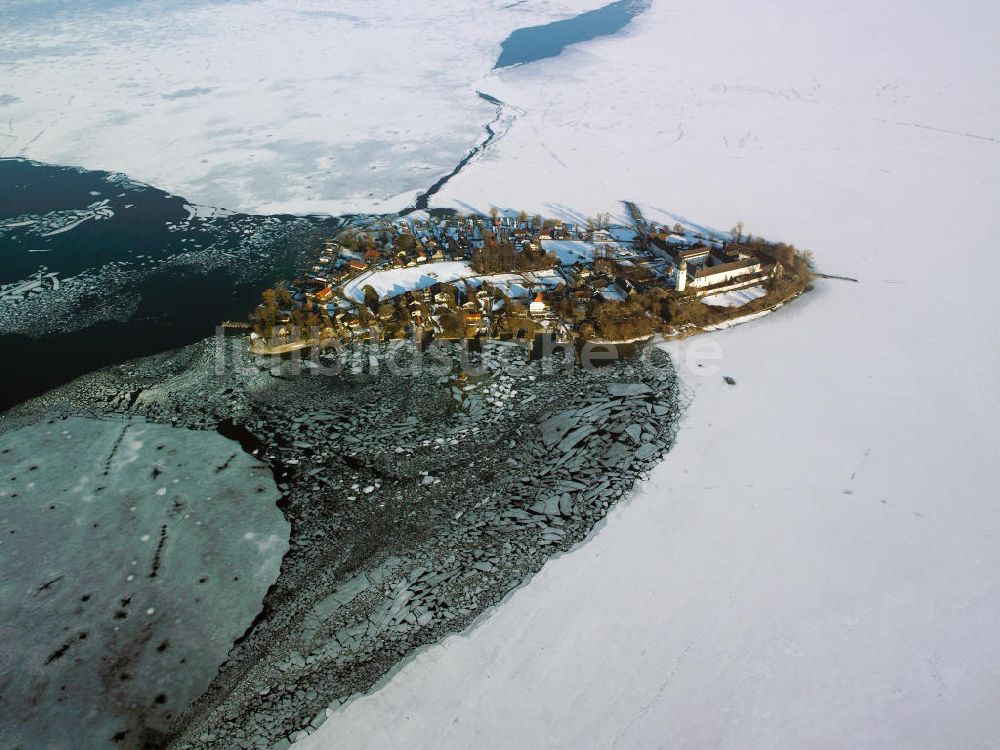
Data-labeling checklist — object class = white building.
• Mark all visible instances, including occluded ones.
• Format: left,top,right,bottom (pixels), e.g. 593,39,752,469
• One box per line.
689,258,763,289
529,292,548,316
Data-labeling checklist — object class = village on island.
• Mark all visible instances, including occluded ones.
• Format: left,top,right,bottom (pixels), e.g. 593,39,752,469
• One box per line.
246,203,812,355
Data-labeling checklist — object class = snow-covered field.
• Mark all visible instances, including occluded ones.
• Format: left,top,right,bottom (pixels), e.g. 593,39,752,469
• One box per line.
341,261,474,303
542,238,596,264
294,0,1000,748
702,284,767,307
341,262,568,302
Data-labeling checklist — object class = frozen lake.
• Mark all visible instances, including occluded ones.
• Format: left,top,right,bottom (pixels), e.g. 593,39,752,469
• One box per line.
0,159,341,411
0,416,288,749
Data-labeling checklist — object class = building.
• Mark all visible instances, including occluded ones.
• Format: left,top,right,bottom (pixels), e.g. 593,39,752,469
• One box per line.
689,258,763,289
676,245,712,264
529,291,548,316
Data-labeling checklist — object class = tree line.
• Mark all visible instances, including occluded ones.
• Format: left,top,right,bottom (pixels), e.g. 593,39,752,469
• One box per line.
470,236,559,274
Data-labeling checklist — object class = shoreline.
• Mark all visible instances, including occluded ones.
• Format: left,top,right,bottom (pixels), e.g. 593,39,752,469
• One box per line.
246,283,809,358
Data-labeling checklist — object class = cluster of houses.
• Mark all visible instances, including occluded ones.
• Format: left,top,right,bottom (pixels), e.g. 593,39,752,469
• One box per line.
305,213,573,293
256,210,782,349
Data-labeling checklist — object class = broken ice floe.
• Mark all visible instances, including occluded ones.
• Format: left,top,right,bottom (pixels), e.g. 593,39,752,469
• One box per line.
0,416,287,749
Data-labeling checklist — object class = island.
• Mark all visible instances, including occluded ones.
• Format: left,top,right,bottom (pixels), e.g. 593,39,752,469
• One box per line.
244,204,812,356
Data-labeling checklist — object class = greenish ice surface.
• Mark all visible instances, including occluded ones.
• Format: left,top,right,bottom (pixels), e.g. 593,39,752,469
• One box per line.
0,416,289,749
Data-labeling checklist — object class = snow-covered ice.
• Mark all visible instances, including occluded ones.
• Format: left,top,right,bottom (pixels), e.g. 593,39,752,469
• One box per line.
0,0,613,215
295,0,1000,747
0,417,287,749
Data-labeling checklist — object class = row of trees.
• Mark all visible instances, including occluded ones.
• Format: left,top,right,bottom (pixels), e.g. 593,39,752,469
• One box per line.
577,313,657,342
338,228,379,252
580,292,663,341
252,287,287,332
470,237,559,274
586,213,613,232
728,226,813,280
251,287,331,335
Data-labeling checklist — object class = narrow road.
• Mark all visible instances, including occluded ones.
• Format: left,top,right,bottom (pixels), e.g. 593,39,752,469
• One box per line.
624,200,648,249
